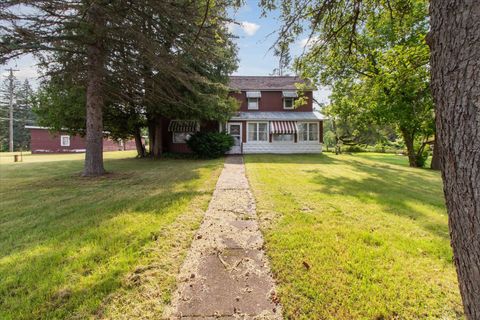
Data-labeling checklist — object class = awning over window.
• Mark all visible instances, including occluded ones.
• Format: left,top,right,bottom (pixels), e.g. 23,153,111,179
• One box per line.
168,120,199,132
282,91,298,98
270,121,298,134
246,91,261,98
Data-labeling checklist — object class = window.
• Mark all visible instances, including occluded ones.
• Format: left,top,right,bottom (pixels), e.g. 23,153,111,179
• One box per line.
247,122,268,142
273,134,294,142
247,98,259,110
283,98,295,109
298,122,319,142
173,132,193,143
60,135,70,147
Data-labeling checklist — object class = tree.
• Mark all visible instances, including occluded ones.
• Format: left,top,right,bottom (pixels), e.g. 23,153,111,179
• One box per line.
428,0,480,317
2,1,239,169
0,77,35,151
293,0,434,166
263,0,480,317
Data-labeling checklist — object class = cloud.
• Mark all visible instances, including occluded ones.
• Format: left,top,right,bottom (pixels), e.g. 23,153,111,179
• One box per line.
226,22,236,34
299,36,319,48
240,21,260,36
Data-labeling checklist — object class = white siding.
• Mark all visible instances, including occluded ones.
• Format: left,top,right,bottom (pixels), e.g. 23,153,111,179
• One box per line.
242,142,322,154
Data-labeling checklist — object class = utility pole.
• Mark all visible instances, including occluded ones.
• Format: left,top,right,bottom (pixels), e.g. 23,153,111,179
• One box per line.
7,68,18,152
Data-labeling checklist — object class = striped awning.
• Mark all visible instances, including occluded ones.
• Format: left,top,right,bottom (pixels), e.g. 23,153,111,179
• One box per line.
270,121,298,134
168,120,199,132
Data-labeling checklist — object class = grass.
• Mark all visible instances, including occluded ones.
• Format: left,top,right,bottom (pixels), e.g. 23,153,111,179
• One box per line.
0,151,223,319
245,153,464,320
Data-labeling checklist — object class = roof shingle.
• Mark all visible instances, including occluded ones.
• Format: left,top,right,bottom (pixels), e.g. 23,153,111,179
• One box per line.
229,76,313,91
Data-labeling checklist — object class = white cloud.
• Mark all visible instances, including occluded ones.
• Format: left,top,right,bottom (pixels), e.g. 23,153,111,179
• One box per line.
240,21,260,36
226,22,236,34
299,36,319,48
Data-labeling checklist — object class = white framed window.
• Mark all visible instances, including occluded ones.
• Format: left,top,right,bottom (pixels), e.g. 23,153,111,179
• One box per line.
298,122,319,142
247,122,268,142
173,132,193,143
60,135,70,147
247,98,259,110
273,134,294,142
283,98,295,110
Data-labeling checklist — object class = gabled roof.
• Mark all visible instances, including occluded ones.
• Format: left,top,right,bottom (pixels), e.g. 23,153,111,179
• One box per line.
229,76,314,91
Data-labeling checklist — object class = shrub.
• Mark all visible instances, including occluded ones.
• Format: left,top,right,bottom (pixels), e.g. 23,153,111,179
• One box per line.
186,132,234,158
343,145,366,153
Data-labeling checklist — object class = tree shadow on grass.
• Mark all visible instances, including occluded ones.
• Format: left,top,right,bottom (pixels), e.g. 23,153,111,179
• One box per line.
0,156,221,319
306,157,449,242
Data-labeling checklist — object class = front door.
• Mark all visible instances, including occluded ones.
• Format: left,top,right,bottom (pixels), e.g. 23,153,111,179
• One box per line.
227,123,242,154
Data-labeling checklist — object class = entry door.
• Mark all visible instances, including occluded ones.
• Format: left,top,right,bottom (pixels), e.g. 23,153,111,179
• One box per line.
227,123,242,154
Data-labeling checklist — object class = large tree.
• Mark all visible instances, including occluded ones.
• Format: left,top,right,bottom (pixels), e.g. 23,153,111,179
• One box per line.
262,0,479,317
1,0,239,173
291,0,434,167
428,0,480,317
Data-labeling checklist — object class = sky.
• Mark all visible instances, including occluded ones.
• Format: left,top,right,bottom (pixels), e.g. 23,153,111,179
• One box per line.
0,0,331,104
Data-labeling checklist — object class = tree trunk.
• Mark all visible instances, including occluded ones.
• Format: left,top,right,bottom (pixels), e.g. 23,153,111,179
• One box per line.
400,128,418,167
152,116,163,159
147,118,155,156
429,1,480,318
134,127,146,157
430,140,441,170
83,4,106,177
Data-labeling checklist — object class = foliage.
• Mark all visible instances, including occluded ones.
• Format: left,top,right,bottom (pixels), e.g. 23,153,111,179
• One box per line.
0,151,223,319
245,153,463,319
262,0,434,167
0,78,35,151
1,0,240,165
187,132,234,158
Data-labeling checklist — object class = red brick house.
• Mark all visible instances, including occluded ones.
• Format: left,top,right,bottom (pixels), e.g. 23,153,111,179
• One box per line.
164,76,323,154
26,126,138,154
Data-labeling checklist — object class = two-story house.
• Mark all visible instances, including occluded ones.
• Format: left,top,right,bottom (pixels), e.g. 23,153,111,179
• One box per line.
164,76,324,154
224,76,323,154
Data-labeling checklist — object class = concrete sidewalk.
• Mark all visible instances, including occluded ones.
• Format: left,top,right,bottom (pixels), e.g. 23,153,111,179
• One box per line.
166,156,282,319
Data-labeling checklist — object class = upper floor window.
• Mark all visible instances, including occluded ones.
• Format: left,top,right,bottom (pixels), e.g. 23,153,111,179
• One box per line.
60,135,70,147
283,91,298,110
247,98,259,110
246,91,261,110
298,122,319,142
283,97,295,109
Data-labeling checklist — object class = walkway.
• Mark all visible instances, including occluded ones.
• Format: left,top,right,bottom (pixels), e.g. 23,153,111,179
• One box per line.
166,156,282,319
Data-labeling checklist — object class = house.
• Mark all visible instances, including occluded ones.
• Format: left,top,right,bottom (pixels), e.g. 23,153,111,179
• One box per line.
164,76,323,154
226,76,323,154
163,76,323,154
26,126,138,154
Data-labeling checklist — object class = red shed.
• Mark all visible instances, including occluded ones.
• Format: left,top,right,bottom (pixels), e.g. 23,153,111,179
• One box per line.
26,126,138,154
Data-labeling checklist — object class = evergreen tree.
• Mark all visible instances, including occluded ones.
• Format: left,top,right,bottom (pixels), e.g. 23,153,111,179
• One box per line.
0,76,35,151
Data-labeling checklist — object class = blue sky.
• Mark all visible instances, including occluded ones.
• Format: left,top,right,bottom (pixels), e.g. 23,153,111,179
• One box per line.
1,1,330,103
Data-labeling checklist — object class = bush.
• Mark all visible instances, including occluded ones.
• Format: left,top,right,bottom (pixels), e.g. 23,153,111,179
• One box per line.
343,145,366,152
415,147,430,167
186,132,234,158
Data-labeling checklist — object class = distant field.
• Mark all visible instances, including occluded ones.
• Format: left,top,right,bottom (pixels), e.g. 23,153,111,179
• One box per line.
0,151,223,319
245,153,463,319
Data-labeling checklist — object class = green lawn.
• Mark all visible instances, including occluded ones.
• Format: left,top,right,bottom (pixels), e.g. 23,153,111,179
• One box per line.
0,151,223,319
245,153,464,319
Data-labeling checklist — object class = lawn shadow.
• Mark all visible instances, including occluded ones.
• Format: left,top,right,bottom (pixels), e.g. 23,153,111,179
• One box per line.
0,156,221,318
306,157,449,242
